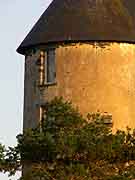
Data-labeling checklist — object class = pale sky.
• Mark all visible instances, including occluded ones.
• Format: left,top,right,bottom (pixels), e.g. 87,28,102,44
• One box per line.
0,1,52,179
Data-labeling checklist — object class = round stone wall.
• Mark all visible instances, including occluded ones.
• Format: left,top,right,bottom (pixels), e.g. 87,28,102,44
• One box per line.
42,42,135,131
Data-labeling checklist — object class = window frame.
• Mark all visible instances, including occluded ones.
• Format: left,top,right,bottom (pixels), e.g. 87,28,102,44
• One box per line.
44,48,56,85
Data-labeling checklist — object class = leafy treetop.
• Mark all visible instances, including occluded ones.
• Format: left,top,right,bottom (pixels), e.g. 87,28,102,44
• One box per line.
0,97,135,180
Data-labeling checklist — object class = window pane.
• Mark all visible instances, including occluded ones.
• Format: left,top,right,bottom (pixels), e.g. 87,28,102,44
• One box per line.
47,49,56,83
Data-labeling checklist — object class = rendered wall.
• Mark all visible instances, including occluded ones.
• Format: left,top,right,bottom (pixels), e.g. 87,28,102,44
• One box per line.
24,43,135,131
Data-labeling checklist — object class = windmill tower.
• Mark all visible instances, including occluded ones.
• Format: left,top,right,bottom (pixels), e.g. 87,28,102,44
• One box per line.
17,0,135,131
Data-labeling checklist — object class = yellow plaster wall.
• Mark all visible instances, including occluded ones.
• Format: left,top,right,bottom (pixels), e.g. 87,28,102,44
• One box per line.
42,43,135,131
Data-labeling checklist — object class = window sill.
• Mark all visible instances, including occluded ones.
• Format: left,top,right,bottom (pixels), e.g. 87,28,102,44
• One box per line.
38,82,57,88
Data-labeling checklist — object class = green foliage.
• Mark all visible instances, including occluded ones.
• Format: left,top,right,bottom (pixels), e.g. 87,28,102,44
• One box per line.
0,145,20,176
0,144,5,171
0,97,135,179
42,97,84,131
0,144,4,160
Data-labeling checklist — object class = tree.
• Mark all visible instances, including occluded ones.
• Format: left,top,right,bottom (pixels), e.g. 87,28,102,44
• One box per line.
0,97,135,179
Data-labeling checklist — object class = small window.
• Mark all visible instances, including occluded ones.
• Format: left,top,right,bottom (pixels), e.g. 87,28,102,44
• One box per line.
39,106,46,131
40,106,46,122
45,49,56,84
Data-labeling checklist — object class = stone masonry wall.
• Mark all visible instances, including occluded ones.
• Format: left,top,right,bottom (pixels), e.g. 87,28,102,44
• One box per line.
24,43,135,131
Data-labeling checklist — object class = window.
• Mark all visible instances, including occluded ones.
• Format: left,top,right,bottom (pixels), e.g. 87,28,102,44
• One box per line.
40,106,46,123
45,49,56,84
39,106,46,131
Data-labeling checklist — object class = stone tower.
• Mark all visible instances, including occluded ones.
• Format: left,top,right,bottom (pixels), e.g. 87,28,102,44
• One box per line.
17,0,135,131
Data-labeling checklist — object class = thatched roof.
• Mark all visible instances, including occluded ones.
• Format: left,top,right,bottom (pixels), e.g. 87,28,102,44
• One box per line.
17,0,135,55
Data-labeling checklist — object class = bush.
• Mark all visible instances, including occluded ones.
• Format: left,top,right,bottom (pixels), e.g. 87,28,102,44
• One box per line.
1,97,135,179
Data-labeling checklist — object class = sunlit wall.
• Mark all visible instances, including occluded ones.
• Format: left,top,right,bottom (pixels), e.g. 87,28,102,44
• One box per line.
24,42,135,131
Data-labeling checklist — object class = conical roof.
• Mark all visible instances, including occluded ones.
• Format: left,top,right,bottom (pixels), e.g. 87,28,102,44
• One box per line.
17,0,135,55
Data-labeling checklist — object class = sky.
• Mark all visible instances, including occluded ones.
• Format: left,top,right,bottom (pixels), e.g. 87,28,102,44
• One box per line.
0,0,52,179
